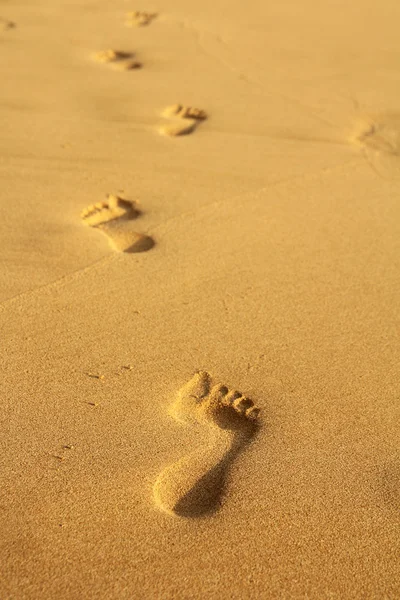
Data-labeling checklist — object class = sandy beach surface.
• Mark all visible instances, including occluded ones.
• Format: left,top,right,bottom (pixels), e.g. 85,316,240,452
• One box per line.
1,1,399,598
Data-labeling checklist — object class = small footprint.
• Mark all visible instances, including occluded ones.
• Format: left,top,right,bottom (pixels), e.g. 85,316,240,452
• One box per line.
125,11,157,27
92,49,142,71
158,104,208,137
350,112,400,178
153,371,260,518
81,194,154,253
0,18,15,30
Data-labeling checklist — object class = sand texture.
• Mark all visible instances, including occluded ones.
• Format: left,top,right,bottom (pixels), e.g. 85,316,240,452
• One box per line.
0,0,399,598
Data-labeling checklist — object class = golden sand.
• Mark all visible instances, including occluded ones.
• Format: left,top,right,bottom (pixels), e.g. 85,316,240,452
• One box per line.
1,0,399,598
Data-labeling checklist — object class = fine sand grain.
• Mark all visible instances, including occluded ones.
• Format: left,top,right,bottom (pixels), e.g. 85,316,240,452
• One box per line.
0,0,399,599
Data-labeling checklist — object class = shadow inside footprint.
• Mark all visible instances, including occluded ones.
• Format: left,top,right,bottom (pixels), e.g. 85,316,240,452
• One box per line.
123,234,155,253
173,435,256,518
173,456,229,518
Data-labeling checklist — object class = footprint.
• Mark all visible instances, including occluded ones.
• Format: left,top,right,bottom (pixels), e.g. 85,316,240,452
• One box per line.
0,18,15,30
92,49,142,71
153,371,260,517
350,112,400,178
158,104,208,137
125,11,157,27
81,194,154,253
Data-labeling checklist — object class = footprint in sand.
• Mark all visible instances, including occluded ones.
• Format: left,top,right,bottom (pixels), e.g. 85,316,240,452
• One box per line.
0,18,15,30
81,194,154,253
92,49,142,71
125,11,157,27
153,371,260,518
158,104,208,137
350,112,400,179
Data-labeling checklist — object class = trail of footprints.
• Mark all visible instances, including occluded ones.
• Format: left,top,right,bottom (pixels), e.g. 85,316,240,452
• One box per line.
85,10,400,257
86,10,208,252
91,10,207,136
91,44,208,134
78,8,400,519
154,371,260,517
83,12,252,518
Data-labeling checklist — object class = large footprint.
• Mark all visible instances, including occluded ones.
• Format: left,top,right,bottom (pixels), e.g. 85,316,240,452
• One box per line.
153,371,260,518
81,194,154,253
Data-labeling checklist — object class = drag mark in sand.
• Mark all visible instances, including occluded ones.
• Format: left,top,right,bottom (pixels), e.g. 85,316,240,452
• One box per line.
153,371,260,518
158,104,208,137
350,112,400,179
81,194,154,253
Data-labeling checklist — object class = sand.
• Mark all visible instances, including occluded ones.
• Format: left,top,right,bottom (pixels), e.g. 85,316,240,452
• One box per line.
0,0,399,598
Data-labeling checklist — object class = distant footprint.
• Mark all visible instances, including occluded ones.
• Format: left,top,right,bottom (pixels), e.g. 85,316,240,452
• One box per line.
153,371,260,517
125,11,157,27
158,104,208,137
92,49,142,71
81,194,154,253
0,18,15,30
350,112,400,178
